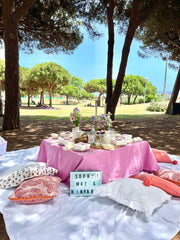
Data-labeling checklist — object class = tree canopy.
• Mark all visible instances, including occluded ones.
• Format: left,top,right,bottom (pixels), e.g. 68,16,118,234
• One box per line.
19,67,39,106
30,62,71,107
70,76,84,89
135,0,180,114
0,1,84,54
84,79,107,105
60,85,77,105
135,0,180,65
0,0,84,130
61,79,94,104
122,75,157,104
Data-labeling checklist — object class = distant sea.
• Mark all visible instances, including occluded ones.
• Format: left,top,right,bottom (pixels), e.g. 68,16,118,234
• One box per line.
157,91,172,95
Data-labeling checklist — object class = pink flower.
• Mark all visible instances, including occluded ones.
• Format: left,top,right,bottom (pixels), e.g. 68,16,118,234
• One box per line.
70,114,75,123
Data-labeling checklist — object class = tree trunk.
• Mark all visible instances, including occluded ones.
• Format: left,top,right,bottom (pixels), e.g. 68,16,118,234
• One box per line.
0,80,3,115
0,100,3,116
133,95,138,104
108,23,137,118
127,94,131,104
166,67,180,114
49,87,52,107
106,0,140,120
66,96,69,105
2,2,20,130
98,93,102,106
106,0,161,120
40,90,44,105
27,92,30,107
106,0,114,113
2,0,36,129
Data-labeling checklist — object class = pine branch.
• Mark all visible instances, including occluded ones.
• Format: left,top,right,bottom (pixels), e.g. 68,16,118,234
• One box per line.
14,0,37,20
137,0,162,26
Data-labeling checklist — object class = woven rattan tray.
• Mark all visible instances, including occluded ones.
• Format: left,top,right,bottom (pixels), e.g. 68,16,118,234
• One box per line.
90,144,120,149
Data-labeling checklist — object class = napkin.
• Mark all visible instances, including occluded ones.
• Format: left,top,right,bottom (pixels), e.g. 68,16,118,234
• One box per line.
112,138,127,146
73,142,90,151
102,144,115,151
120,134,132,140
60,131,72,138
49,139,60,144
133,137,143,142
51,133,59,139
59,137,72,146
64,141,74,151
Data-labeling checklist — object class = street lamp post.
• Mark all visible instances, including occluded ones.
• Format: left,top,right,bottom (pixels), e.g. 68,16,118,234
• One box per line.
163,53,168,103
144,77,148,104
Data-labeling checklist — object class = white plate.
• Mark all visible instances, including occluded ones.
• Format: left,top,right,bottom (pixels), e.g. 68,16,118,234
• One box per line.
73,148,90,152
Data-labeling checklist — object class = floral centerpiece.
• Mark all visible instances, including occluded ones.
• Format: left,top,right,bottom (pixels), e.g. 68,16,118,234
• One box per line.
70,107,81,127
91,112,112,130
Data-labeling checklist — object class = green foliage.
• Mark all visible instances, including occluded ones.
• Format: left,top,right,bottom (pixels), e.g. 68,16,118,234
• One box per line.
84,79,106,94
84,79,106,105
31,62,71,90
0,59,5,90
156,94,163,102
15,1,84,54
122,75,144,94
145,94,157,103
19,67,38,92
122,75,157,104
70,76,84,89
147,100,166,112
137,97,145,104
60,85,77,97
0,59,5,81
60,85,77,104
136,0,180,66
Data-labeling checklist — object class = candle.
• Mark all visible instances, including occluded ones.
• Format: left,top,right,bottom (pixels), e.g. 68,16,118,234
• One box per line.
104,103,107,115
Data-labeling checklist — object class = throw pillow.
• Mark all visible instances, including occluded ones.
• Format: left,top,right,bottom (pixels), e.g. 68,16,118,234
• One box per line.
0,162,58,189
9,176,61,204
156,169,180,186
133,173,180,197
93,178,171,217
151,148,178,165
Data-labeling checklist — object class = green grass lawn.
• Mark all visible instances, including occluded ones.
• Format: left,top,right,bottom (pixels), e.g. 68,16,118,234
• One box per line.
20,103,165,121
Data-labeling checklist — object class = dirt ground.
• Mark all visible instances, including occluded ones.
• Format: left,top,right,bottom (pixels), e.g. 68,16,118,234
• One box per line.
0,115,180,239
0,114,180,155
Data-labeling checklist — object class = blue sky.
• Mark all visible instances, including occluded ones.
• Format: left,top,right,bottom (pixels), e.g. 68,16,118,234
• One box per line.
1,26,178,93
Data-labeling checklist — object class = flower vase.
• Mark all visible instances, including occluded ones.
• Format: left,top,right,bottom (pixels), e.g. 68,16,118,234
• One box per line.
72,127,80,139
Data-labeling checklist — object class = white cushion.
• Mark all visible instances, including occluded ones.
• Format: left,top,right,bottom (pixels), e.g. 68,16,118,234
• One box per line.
93,178,171,217
0,162,58,188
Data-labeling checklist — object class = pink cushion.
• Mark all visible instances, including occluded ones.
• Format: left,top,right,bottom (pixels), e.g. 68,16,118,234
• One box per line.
151,148,178,164
133,173,180,197
156,169,180,186
9,176,61,204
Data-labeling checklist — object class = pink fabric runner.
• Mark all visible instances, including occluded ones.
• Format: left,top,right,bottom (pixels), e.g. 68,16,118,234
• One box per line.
37,139,160,186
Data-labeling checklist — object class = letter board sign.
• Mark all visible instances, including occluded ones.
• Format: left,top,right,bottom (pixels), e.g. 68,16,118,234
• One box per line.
70,171,102,196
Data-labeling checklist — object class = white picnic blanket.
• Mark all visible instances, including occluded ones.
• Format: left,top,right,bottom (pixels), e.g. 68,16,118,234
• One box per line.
0,147,180,240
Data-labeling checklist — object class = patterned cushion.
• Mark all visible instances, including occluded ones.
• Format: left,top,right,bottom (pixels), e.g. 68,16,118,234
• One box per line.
0,162,58,188
156,169,180,186
9,176,61,204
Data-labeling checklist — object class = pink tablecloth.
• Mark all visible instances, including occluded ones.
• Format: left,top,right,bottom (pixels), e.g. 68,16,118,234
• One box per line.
37,139,160,186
